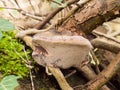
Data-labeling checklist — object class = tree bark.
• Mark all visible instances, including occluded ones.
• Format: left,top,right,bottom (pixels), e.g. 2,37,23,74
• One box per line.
58,0,120,34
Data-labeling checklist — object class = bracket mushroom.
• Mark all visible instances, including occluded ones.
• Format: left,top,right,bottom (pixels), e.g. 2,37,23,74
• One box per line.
16,29,93,90
32,31,93,69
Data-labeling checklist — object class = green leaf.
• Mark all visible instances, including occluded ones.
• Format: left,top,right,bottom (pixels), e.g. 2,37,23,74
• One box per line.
0,18,15,31
0,75,21,90
0,31,2,40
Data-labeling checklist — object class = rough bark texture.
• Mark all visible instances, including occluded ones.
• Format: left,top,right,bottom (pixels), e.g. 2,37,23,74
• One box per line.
57,0,120,34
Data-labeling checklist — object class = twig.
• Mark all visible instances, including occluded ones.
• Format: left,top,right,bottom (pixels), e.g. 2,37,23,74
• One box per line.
35,0,80,29
9,0,16,7
10,40,33,68
0,1,15,18
47,66,73,90
16,24,54,39
92,30,120,53
14,0,21,8
30,69,35,90
0,6,43,21
21,11,43,21
56,5,79,27
90,50,100,73
91,38,120,54
92,30,120,44
65,70,76,79
45,66,52,75
13,48,28,64
28,0,35,13
0,6,22,11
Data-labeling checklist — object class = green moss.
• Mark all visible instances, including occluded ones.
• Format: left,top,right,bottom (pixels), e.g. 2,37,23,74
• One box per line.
0,31,32,77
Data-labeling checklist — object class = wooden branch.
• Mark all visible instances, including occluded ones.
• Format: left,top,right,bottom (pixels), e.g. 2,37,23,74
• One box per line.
77,0,120,34
0,6,43,21
34,0,90,29
22,36,35,50
92,30,120,44
91,38,120,54
86,52,120,90
91,31,120,53
90,50,100,73
60,0,120,34
47,66,73,90
76,65,97,80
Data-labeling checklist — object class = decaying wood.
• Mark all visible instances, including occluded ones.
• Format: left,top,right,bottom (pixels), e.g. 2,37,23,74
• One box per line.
35,0,91,30
76,65,96,80
58,0,120,34
47,66,73,90
34,0,80,29
91,31,120,53
91,38,120,54
85,52,120,90
103,17,120,36
77,0,120,34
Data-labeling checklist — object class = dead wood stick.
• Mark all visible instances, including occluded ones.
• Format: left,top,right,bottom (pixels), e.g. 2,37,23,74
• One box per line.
34,0,78,29
47,66,73,90
16,26,53,39
28,0,35,13
91,31,120,53
76,65,97,80
90,50,100,74
92,30,120,44
0,6,43,21
34,0,90,29
21,36,35,50
65,70,76,79
86,52,120,90
91,38,120,54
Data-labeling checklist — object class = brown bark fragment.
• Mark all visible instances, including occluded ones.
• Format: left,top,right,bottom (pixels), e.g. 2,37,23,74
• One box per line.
75,0,105,23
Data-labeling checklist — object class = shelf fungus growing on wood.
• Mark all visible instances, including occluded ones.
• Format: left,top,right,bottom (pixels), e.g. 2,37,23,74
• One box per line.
16,29,93,89
32,31,92,69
